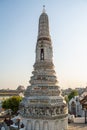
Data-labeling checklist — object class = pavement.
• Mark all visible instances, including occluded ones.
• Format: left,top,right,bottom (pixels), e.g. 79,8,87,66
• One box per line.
68,123,87,130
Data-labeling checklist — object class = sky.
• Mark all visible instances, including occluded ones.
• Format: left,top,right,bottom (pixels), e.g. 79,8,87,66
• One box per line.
0,0,87,90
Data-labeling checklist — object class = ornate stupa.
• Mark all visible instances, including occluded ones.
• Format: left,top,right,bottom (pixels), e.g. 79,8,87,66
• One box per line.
19,7,68,130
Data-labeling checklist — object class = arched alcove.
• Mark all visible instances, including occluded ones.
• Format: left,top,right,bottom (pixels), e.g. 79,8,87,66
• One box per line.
71,101,76,116
34,121,40,130
55,121,59,130
43,121,49,130
26,120,32,130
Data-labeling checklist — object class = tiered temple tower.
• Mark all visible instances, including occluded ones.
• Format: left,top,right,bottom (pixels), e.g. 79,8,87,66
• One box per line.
19,7,68,130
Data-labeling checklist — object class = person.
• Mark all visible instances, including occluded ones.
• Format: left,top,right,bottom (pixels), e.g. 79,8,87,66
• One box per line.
20,123,25,130
21,123,24,128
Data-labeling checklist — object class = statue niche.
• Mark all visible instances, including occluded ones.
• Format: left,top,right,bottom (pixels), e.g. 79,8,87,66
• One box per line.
40,48,44,60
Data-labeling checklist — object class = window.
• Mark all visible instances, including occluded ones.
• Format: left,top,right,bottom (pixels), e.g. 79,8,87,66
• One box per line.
40,48,44,60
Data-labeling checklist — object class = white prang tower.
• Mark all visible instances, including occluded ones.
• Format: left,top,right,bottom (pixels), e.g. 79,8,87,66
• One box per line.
19,7,68,130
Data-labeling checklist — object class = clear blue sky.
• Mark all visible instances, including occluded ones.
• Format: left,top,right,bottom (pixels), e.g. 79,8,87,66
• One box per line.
0,0,87,90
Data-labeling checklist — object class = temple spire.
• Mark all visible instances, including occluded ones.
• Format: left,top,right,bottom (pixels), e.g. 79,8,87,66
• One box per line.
19,8,68,130
38,6,50,40
42,5,46,13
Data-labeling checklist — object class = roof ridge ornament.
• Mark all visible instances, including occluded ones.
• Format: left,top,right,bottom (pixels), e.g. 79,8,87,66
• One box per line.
42,5,46,13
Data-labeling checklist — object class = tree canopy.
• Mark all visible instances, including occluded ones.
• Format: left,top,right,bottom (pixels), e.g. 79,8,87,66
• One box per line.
2,96,22,114
68,89,78,101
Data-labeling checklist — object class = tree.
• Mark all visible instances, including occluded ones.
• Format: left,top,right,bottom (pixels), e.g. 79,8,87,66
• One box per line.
64,95,69,103
2,96,22,114
68,89,78,101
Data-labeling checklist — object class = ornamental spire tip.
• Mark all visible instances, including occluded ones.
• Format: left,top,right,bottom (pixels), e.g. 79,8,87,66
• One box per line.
42,5,46,13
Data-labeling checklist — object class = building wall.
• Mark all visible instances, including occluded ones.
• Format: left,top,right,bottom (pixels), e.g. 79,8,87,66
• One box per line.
22,117,68,130
69,97,84,117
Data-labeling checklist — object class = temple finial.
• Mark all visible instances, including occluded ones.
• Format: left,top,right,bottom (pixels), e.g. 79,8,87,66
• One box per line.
42,5,46,13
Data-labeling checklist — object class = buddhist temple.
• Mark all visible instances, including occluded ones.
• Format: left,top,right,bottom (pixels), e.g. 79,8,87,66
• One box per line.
19,7,68,130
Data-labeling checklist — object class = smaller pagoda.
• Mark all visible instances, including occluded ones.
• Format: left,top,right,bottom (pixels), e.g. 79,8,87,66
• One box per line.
19,7,68,130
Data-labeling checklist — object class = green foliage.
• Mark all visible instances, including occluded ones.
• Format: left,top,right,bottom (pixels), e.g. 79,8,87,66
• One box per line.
2,96,22,113
64,95,69,103
68,89,78,101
